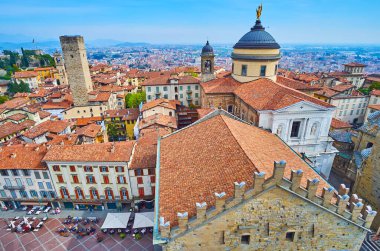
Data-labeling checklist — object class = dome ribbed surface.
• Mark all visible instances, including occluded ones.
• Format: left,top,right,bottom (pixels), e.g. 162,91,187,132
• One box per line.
233,20,280,49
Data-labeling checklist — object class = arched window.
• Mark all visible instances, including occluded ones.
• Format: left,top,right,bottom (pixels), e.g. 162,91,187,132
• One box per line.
120,188,129,200
75,187,84,199
105,188,114,200
60,187,69,199
89,188,98,199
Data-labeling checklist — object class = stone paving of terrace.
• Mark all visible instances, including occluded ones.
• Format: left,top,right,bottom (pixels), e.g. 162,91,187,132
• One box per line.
0,217,154,251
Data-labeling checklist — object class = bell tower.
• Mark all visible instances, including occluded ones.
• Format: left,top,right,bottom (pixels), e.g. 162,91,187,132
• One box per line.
201,41,215,82
53,51,68,86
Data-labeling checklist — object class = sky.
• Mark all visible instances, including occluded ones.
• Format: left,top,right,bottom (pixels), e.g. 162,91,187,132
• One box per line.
1,0,380,44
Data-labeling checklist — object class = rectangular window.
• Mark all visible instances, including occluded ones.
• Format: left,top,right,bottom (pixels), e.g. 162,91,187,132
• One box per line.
180,94,183,98
241,65,247,76
11,170,19,176
5,178,11,186
135,169,142,176
57,175,64,183
38,182,44,189
291,121,301,138
275,64,278,74
241,235,250,244
103,175,110,184
260,65,267,76
42,172,49,179
30,190,38,197
147,95,151,100
116,166,124,172
195,93,199,98
22,170,30,176
147,87,151,92
73,175,79,183
350,110,354,115
20,190,28,198
46,182,52,190
70,166,76,172
137,177,143,184
101,166,108,172
163,94,168,99
138,187,145,197
156,86,159,92
0,170,8,176
150,176,155,183
148,169,155,175
84,166,93,172
179,86,183,91
163,86,168,91
195,85,199,90
52,165,60,172
0,190,7,197
15,178,22,187
286,232,295,242
118,175,126,184
87,176,95,184
26,178,33,186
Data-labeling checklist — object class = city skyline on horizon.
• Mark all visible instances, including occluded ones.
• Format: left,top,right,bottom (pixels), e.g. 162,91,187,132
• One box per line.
1,0,380,45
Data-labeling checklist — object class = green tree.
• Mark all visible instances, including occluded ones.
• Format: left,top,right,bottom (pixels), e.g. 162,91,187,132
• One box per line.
125,93,132,108
20,48,29,68
8,80,30,94
107,123,119,142
126,91,146,108
0,95,9,104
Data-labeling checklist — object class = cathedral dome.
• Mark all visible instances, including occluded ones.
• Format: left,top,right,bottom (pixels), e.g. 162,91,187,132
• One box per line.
201,41,214,56
233,20,280,49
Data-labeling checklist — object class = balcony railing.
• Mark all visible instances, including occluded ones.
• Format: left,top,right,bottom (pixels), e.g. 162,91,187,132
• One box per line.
186,89,192,94
3,185,25,190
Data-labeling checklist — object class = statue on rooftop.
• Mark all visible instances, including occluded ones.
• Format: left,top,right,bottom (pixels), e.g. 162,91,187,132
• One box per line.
256,3,263,20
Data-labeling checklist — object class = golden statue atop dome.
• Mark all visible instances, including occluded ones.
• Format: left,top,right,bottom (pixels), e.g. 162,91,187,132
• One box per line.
256,3,263,20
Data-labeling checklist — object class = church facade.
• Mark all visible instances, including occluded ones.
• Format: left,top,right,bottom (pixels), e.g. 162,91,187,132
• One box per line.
199,16,337,179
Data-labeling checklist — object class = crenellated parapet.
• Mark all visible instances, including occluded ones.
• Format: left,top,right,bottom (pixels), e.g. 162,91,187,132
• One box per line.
158,160,377,241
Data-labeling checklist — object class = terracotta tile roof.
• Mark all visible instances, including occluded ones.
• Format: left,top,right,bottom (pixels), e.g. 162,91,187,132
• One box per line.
88,92,111,102
75,123,102,138
22,120,71,139
0,120,34,139
371,90,380,97
75,117,102,127
129,131,159,169
7,113,27,121
141,99,179,112
276,76,321,91
14,71,38,78
141,75,200,86
0,98,29,110
314,86,339,98
201,76,242,94
34,67,54,71
50,92,62,98
330,118,352,129
139,114,177,130
43,141,135,162
216,71,232,79
13,93,29,98
45,133,78,146
196,108,214,119
38,110,51,119
368,104,380,111
159,111,331,225
0,144,47,170
344,62,366,67
234,78,334,110
104,108,139,120
330,84,354,92
42,100,72,109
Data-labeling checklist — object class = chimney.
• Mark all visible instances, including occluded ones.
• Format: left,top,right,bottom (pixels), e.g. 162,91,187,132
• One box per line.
159,217,171,238
362,206,377,228
234,182,246,201
336,194,349,215
10,153,17,158
34,146,40,151
350,201,364,223
338,184,349,196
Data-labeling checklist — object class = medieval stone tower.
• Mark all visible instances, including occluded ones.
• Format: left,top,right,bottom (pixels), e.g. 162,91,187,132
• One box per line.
59,35,93,106
200,41,215,82
53,51,68,86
